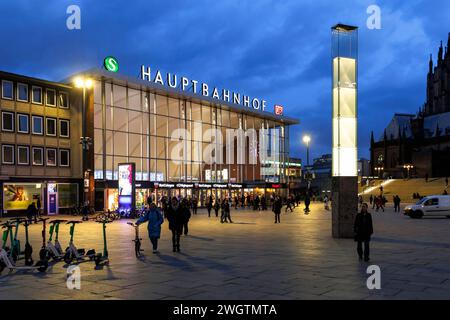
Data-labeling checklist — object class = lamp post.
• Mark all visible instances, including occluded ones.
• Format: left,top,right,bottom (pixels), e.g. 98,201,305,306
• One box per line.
302,135,311,166
403,164,413,180
74,77,93,208
374,166,384,178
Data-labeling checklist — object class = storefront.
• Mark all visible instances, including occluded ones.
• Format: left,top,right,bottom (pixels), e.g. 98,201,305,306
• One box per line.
1,180,80,217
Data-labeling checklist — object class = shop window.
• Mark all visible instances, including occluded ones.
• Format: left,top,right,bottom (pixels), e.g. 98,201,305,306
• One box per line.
32,86,43,104
17,114,29,133
32,116,43,135
59,92,69,109
32,147,43,165
46,89,56,106
3,184,42,211
46,117,56,136
17,146,29,165
59,149,70,167
2,80,13,100
58,183,78,208
59,119,70,138
46,148,57,166
2,111,14,132
17,83,28,102
2,144,14,164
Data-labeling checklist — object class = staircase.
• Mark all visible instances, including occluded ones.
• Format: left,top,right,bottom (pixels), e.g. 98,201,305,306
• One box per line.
358,178,448,203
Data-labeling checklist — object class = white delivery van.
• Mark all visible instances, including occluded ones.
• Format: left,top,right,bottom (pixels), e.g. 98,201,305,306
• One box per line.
404,195,450,218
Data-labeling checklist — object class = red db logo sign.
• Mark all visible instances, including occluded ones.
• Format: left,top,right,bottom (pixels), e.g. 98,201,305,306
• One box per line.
274,105,283,115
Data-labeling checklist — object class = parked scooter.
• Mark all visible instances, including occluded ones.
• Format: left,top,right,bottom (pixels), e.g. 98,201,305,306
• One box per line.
93,217,112,267
0,221,48,274
127,222,143,258
38,218,66,261
63,221,96,264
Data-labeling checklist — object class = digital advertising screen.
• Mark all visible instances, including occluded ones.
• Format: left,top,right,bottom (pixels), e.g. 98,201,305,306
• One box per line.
118,163,135,212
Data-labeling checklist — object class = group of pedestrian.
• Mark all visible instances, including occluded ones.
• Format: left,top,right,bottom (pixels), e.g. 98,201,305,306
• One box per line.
137,196,191,253
369,194,387,212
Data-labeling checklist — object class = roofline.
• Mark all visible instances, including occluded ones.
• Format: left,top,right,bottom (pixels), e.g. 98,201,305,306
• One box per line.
65,68,300,125
0,70,72,89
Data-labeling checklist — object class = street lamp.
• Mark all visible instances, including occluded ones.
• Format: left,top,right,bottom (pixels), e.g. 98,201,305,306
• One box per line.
73,77,93,208
403,164,413,179
302,135,311,166
374,166,384,178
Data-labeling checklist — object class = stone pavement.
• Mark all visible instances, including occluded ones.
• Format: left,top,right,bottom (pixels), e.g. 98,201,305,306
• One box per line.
1,203,450,300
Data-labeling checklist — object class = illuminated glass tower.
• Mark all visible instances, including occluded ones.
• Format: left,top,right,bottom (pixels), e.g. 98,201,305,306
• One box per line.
332,24,357,176
331,24,358,238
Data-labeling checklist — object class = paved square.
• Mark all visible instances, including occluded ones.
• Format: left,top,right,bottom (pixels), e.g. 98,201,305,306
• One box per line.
1,202,450,300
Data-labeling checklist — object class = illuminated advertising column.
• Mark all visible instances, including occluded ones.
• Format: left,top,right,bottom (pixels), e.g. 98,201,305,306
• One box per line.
331,24,358,238
118,163,135,213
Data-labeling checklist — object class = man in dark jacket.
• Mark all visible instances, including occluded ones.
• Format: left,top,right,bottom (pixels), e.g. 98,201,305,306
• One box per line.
181,199,192,236
273,196,282,223
165,197,184,252
354,203,374,262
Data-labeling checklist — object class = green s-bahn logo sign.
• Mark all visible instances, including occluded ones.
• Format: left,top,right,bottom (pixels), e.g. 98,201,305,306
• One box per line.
104,56,119,73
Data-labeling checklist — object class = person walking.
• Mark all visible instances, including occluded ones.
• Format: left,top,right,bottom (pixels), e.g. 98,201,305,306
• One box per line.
234,195,239,210
191,196,198,215
261,195,267,211
214,199,220,218
324,195,329,210
26,202,37,225
393,195,401,212
181,198,191,236
369,195,373,206
221,198,232,223
136,202,164,253
304,193,311,214
354,203,374,262
206,197,213,217
273,196,282,223
36,198,42,220
285,195,293,213
165,197,184,252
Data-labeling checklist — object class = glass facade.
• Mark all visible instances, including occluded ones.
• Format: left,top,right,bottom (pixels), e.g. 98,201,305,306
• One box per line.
92,80,289,184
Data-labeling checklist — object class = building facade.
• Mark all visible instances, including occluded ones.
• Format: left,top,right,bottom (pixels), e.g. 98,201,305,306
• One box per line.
78,69,298,210
371,35,450,178
0,71,82,217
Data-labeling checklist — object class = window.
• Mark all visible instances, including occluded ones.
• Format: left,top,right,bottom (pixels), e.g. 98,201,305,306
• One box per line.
46,148,57,166
2,80,13,100
59,149,70,167
59,119,70,138
2,145,14,164
46,118,56,136
32,116,43,135
17,114,29,133
32,147,43,165
17,146,29,165
424,198,439,206
2,111,14,132
32,86,42,104
59,92,69,108
46,89,56,106
17,83,28,102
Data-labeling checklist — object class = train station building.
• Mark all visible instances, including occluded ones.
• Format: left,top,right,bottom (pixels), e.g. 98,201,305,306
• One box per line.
0,62,299,216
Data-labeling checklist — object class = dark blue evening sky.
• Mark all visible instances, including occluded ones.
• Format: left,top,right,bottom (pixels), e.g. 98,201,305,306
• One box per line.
1,0,449,162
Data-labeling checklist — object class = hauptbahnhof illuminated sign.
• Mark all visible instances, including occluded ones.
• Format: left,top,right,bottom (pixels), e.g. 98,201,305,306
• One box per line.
141,65,268,112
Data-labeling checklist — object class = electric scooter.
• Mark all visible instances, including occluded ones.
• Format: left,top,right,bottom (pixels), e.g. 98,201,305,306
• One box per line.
63,220,96,264
22,219,34,266
9,218,23,262
127,222,143,258
93,217,112,267
39,218,67,261
0,221,48,274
